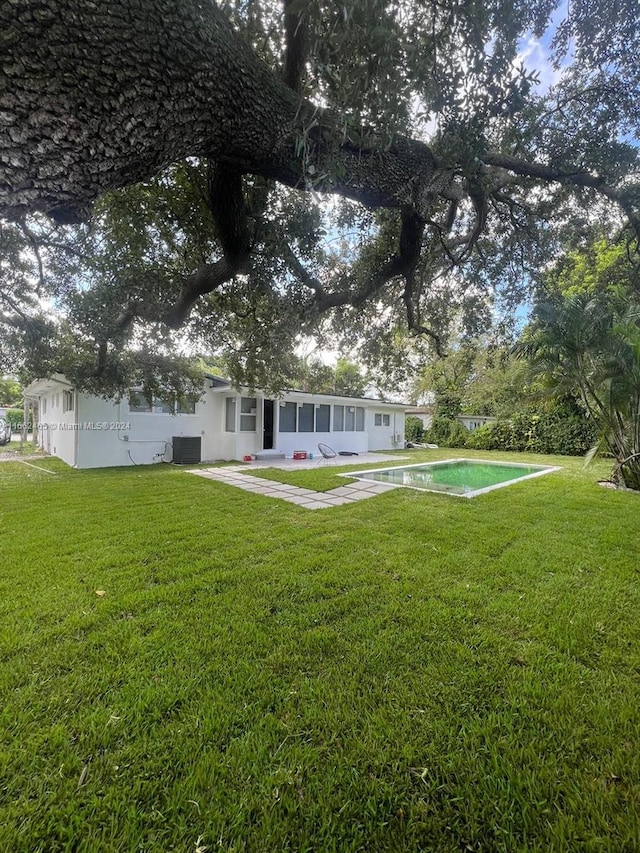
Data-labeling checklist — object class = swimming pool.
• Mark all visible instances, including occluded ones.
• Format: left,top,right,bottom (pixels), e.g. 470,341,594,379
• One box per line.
347,458,561,497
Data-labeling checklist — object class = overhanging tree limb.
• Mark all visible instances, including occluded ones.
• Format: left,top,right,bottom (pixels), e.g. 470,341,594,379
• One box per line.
483,152,640,241
5,0,635,234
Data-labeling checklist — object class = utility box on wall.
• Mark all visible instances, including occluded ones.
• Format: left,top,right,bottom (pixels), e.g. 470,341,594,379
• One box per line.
172,436,202,464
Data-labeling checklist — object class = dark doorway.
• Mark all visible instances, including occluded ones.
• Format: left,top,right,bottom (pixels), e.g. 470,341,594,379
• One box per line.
263,399,274,449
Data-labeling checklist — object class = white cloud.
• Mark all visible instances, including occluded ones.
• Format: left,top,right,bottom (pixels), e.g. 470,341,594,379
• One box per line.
516,36,563,95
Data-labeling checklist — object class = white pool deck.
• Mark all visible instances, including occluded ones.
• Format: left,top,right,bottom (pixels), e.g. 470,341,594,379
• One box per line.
187,452,408,510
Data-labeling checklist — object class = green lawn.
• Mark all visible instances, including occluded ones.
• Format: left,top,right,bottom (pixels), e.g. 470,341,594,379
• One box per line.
1,450,639,852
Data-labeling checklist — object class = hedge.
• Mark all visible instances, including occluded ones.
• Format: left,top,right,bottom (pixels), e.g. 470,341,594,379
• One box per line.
5,408,32,432
426,408,597,456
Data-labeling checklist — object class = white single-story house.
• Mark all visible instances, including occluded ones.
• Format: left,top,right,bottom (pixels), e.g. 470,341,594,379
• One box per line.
405,407,497,432
456,415,498,431
24,374,407,469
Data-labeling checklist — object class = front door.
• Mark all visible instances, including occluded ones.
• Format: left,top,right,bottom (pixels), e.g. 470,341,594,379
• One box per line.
263,399,274,449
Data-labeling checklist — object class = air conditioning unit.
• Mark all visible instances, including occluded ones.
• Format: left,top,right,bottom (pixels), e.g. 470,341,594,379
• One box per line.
392,433,403,443
172,436,201,464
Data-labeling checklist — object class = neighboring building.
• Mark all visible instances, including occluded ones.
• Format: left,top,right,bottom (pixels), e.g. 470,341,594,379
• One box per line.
404,406,434,431
24,374,406,469
456,415,498,431
404,408,497,433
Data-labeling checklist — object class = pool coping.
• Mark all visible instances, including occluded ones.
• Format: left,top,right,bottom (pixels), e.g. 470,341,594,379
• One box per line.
339,458,563,498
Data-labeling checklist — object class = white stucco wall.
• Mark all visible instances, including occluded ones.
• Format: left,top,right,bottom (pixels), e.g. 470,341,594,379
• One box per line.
29,377,406,468
75,394,217,468
212,392,405,459
366,408,405,451
457,415,497,431
39,389,77,466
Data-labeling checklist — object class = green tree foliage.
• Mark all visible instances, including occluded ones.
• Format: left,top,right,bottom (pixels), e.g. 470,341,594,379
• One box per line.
0,377,21,406
416,340,532,419
519,242,640,487
1,1,639,392
333,358,368,397
544,238,640,299
269,354,368,396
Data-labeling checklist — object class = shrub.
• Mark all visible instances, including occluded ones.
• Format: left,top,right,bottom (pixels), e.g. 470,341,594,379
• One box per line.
536,406,597,456
465,424,498,450
6,408,31,432
447,421,469,448
462,408,597,456
405,416,425,443
508,412,542,452
424,416,468,448
425,403,595,456
426,415,456,446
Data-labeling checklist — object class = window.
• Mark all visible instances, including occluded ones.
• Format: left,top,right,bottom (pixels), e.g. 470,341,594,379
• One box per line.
129,391,152,413
129,389,199,414
298,403,315,432
383,413,390,427
225,397,236,432
345,406,355,431
240,397,257,432
62,390,74,413
333,405,344,431
375,412,390,427
374,413,382,426
42,397,47,414
176,396,196,414
356,407,365,431
279,401,297,432
316,404,330,432
153,396,173,414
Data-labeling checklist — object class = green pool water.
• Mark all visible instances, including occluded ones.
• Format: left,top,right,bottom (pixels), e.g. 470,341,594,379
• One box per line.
352,459,559,497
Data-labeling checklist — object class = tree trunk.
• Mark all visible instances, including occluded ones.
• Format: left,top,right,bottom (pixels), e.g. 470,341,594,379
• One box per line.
1,0,440,222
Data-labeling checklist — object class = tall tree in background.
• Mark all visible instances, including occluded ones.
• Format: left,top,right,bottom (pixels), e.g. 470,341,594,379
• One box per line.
1,0,638,391
0,376,21,406
265,354,368,396
415,341,531,418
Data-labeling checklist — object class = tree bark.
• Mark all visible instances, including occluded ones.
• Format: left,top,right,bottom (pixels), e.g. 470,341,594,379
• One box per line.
1,0,636,240
0,0,441,222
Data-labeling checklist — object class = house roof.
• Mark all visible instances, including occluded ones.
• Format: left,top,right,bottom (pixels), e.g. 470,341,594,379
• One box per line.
205,374,406,407
204,373,230,388
405,406,434,415
24,372,407,409
23,374,73,397
457,414,498,420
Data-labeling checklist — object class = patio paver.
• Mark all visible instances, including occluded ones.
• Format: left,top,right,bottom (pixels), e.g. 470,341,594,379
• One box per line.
187,465,402,509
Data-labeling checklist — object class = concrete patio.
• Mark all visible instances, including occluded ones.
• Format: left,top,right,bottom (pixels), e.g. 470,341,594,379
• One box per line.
187,452,409,509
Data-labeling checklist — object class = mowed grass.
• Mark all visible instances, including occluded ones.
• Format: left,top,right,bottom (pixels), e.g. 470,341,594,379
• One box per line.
0,449,639,852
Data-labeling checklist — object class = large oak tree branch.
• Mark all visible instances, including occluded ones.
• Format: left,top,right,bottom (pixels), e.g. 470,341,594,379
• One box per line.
0,0,445,223
113,162,254,334
311,208,425,312
281,0,309,94
2,1,636,243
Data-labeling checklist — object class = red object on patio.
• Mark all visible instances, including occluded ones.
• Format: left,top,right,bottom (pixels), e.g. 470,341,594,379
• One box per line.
293,451,308,460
